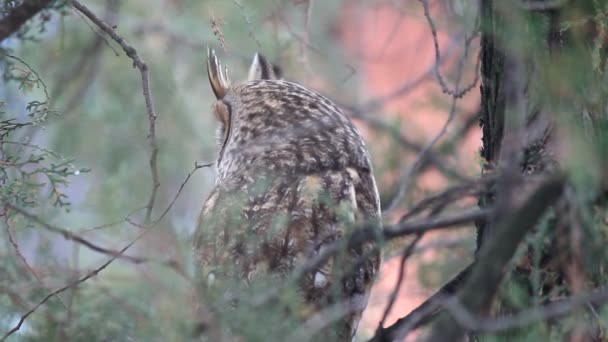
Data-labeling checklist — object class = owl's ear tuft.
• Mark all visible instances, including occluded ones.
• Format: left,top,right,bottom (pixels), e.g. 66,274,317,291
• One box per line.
207,47,231,99
247,52,281,81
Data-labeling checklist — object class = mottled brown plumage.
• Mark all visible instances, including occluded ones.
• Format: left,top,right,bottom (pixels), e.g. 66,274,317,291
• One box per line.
194,50,381,341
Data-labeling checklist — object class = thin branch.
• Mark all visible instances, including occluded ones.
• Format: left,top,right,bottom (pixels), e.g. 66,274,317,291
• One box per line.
250,208,489,309
368,263,473,342
370,178,564,342
376,234,423,331
385,30,472,213
445,110,481,145
441,287,608,332
4,214,68,309
399,175,494,222
76,218,128,234
425,177,564,342
0,233,143,341
370,285,608,342
418,0,480,98
77,206,145,234
4,202,191,289
381,0,482,212
271,0,357,80
153,161,213,225
0,0,54,42
71,0,159,225
54,0,120,116
289,296,369,341
345,106,469,182
4,202,148,263
291,208,490,287
350,39,459,114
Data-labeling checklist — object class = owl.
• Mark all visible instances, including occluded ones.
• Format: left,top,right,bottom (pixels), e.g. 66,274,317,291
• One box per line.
193,49,381,341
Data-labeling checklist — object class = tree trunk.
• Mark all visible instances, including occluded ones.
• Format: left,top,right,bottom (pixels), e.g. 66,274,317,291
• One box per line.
430,1,608,340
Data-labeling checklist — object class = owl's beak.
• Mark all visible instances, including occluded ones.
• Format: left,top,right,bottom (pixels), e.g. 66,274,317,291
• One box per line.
207,47,231,99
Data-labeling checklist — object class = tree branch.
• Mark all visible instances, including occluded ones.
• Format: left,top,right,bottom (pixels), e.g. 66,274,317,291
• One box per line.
425,177,564,342
369,263,473,342
0,233,142,341
442,287,608,332
71,0,159,224
153,161,213,224
290,208,490,289
4,202,148,263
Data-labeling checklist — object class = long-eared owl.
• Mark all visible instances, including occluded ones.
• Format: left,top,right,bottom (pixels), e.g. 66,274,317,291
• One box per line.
193,49,381,341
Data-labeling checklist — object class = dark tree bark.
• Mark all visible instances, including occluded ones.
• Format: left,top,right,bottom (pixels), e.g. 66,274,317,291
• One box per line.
428,1,608,341
0,0,55,42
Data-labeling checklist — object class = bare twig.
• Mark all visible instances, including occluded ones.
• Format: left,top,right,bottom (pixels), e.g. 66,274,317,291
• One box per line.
370,285,608,342
409,236,469,256
377,234,423,330
4,214,68,309
4,202,191,286
71,1,160,225
426,177,564,342
369,177,563,342
154,161,213,225
55,0,120,115
345,107,469,182
382,0,482,212
368,263,473,342
299,0,315,75
291,208,490,288
78,206,145,234
4,202,148,263
445,110,481,145
350,39,460,114
250,208,488,310
384,31,471,213
418,0,480,98
271,0,357,80
76,218,128,234
441,287,608,332
399,175,494,222
0,233,144,341
70,5,120,56
289,296,369,341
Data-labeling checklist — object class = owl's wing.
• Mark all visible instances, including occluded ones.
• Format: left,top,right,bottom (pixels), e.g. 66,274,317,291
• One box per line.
193,187,223,286
193,167,380,340
292,166,381,340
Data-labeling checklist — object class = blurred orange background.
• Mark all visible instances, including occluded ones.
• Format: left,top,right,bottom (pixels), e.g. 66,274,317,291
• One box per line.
337,1,481,338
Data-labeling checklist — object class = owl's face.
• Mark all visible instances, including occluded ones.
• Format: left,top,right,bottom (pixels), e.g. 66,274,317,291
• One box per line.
206,49,370,182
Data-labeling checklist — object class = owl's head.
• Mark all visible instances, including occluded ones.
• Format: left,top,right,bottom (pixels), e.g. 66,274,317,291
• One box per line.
206,49,369,181
207,49,282,167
